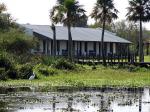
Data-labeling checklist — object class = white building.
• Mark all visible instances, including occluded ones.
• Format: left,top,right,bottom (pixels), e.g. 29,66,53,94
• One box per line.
22,24,131,57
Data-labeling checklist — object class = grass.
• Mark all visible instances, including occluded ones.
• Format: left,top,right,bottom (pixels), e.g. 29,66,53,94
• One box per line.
0,65,150,90
145,56,150,62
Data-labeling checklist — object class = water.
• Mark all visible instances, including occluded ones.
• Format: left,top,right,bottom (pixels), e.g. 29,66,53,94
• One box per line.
0,87,150,112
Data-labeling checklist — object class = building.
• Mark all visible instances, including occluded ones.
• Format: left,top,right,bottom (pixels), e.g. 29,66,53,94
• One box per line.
22,24,131,57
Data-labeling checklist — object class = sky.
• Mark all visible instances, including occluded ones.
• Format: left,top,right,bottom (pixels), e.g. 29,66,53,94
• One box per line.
1,0,150,30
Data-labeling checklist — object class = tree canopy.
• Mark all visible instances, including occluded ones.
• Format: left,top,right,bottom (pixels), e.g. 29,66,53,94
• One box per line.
126,0,150,22
50,0,87,27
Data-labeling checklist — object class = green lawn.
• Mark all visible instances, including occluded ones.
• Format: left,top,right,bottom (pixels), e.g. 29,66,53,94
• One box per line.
145,56,150,62
0,65,150,90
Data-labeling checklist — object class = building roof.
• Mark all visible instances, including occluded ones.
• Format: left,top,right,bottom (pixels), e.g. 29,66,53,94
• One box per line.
22,24,131,44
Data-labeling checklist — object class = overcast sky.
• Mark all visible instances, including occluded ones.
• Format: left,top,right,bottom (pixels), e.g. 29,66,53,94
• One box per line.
1,0,150,30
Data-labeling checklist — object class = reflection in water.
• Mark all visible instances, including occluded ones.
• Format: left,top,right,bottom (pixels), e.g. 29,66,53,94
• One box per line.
0,88,150,112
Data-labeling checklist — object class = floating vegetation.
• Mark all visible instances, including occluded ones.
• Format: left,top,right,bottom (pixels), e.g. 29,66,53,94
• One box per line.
0,87,150,112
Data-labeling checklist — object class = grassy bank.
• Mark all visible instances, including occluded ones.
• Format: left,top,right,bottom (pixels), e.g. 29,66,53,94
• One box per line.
0,65,150,90
145,56,150,62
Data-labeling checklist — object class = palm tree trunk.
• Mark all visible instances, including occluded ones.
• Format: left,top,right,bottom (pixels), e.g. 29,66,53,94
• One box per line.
67,24,73,60
139,18,144,62
51,24,57,57
101,14,106,66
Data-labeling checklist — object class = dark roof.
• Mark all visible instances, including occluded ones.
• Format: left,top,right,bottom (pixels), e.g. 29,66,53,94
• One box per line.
22,24,131,44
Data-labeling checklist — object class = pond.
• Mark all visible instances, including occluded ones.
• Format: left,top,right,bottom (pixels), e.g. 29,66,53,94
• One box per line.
0,87,150,112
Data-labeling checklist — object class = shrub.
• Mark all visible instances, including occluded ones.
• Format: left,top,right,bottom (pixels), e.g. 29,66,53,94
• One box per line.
41,56,56,66
38,67,56,76
0,54,12,70
0,68,8,80
33,64,57,78
0,28,35,55
17,63,33,79
53,58,76,70
6,38,34,55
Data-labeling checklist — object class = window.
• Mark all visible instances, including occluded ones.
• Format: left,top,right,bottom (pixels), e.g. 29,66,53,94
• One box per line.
94,42,96,52
57,41,60,52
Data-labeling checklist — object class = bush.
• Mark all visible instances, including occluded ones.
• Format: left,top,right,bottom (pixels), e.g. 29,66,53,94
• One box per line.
0,54,13,70
0,28,35,55
6,38,34,55
53,58,76,70
41,56,56,66
33,64,57,78
0,68,8,80
17,63,33,79
39,67,56,76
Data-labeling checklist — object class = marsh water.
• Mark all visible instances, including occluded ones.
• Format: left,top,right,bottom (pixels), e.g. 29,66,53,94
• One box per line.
0,87,150,112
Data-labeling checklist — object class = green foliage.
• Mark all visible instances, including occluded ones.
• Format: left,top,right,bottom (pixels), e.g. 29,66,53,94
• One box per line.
0,68,8,80
33,64,57,79
91,0,118,24
0,28,35,55
50,0,86,26
126,0,150,22
41,56,56,66
0,3,15,31
0,54,13,70
39,67,57,76
0,53,18,80
6,38,33,55
53,58,76,70
16,63,33,79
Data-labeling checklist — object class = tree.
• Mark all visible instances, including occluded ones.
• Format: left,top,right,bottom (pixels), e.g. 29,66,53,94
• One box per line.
0,3,6,13
50,0,86,60
91,0,118,66
0,3,15,30
73,14,88,27
126,0,150,62
51,24,57,57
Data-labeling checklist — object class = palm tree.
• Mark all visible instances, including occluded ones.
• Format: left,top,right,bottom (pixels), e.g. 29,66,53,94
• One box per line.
51,24,57,56
126,0,150,62
50,0,86,60
91,0,118,66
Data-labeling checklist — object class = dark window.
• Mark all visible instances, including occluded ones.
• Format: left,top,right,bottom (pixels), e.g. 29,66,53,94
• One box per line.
57,41,60,52
110,43,113,53
94,42,96,52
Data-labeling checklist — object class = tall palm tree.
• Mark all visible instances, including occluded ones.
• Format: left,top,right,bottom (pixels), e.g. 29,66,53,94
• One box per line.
91,0,118,66
51,23,57,56
126,0,150,62
50,0,86,60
